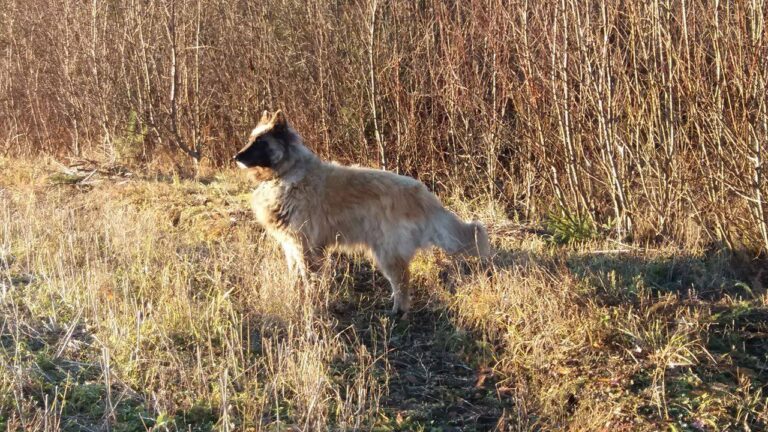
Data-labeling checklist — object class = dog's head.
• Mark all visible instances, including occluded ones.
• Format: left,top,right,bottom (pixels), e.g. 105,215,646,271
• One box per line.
234,110,296,180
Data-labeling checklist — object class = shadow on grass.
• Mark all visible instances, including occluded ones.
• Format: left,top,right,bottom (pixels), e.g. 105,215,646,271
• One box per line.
565,248,763,301
565,247,768,369
325,255,511,431
458,238,767,429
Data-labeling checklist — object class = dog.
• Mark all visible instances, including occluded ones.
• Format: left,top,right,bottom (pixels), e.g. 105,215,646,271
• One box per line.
234,110,490,314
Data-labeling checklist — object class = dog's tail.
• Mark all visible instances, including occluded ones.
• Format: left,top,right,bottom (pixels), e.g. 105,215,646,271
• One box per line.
430,209,491,257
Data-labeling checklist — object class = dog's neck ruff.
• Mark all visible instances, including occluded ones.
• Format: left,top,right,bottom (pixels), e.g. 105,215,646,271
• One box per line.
274,142,320,185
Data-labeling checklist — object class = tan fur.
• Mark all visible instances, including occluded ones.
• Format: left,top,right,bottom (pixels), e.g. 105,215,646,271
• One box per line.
235,110,490,314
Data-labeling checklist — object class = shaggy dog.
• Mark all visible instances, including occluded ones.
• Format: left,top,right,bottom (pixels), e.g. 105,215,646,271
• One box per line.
234,110,490,314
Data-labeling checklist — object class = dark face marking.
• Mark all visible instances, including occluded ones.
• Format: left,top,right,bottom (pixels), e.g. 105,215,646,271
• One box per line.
233,124,293,169
234,137,273,168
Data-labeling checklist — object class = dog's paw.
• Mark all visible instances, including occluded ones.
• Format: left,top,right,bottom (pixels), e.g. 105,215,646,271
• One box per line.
388,308,410,322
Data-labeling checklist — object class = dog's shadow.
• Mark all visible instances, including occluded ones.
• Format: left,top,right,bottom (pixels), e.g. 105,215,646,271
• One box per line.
323,252,512,430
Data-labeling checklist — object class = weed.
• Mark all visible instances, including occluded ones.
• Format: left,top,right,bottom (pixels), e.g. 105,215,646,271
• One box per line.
545,210,595,245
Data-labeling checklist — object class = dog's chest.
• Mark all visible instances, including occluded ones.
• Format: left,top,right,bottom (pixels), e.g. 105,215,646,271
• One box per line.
251,181,301,232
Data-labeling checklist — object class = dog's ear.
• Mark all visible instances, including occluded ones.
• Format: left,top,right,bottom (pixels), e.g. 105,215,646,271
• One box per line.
259,110,271,124
271,110,288,130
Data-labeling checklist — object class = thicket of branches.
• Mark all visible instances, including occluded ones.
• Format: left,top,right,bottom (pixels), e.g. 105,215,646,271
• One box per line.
1,0,766,252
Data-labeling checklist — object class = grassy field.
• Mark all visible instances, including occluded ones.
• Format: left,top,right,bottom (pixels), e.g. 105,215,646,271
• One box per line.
1,157,767,431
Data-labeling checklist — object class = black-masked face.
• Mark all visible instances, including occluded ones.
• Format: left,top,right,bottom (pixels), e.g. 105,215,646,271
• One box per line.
234,135,277,168
234,126,291,169
234,110,292,177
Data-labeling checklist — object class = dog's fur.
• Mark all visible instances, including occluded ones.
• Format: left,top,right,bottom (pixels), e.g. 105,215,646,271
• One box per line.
234,110,490,314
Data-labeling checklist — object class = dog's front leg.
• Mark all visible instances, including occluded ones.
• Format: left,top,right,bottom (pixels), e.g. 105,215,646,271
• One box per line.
300,247,325,283
281,240,324,295
289,247,324,311
281,242,304,281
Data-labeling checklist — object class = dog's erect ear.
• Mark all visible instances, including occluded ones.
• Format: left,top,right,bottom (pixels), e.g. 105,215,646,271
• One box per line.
259,110,271,125
271,110,288,130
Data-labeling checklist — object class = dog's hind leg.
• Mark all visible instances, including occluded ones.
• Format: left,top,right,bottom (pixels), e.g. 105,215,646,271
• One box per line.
375,254,413,315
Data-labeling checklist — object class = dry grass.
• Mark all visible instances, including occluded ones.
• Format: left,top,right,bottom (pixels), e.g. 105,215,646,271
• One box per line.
1,157,767,431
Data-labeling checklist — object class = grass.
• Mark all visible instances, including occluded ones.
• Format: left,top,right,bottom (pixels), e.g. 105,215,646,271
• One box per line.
1,156,767,431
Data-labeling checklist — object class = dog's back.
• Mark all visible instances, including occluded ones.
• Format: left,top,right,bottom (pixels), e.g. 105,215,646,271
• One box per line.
314,164,489,258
